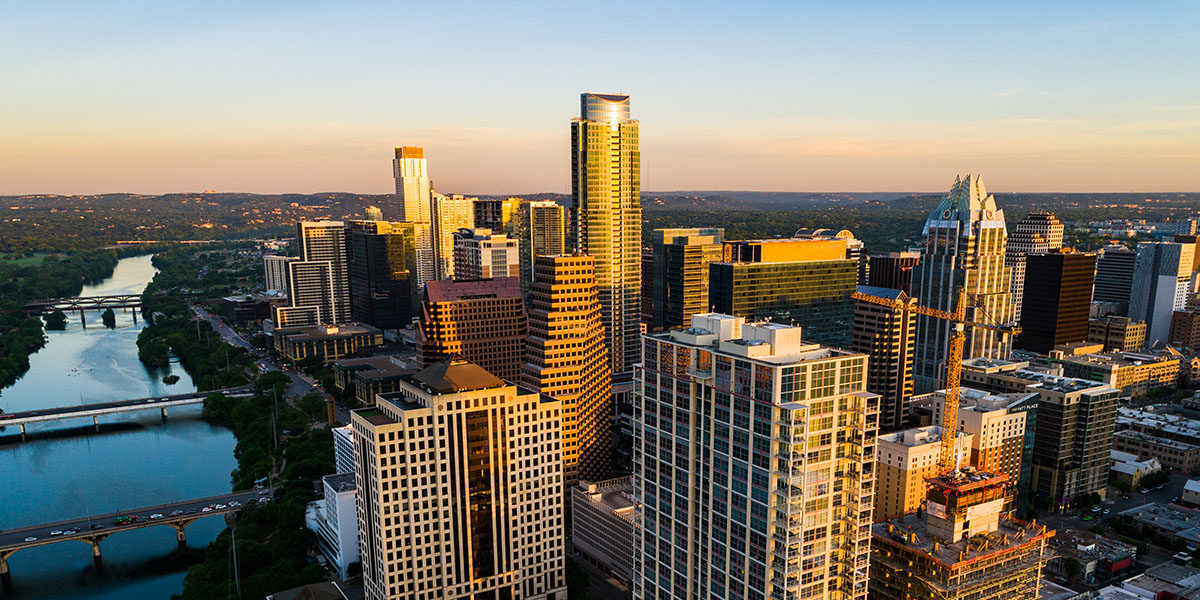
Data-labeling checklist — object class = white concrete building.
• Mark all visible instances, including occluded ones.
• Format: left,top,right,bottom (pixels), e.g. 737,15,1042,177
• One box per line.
452,228,520,280
333,424,353,475
306,473,361,579
264,255,298,293
1130,242,1194,347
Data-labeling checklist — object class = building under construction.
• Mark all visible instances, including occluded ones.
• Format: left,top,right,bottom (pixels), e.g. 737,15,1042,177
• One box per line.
869,468,1053,600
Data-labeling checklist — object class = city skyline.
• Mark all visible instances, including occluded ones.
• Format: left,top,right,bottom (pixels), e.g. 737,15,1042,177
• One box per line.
3,2,1199,195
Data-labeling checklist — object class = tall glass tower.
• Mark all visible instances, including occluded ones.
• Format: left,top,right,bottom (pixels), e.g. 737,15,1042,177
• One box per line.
572,92,642,378
911,175,1015,392
393,146,435,288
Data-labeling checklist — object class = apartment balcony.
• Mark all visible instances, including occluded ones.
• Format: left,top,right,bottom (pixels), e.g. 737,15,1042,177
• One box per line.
688,368,713,382
770,588,801,600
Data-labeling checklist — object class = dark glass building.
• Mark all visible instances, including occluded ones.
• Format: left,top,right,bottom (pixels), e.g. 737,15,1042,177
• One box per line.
650,228,724,331
347,221,418,330
709,258,856,348
867,251,921,294
1093,245,1136,308
1016,250,1096,353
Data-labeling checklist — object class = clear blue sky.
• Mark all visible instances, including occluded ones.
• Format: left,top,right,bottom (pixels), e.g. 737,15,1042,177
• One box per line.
2,0,1198,194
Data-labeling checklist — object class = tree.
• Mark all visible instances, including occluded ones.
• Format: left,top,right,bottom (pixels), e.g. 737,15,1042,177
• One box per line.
101,308,116,328
1112,480,1131,494
565,557,590,599
43,310,67,330
296,392,327,424
1064,557,1083,580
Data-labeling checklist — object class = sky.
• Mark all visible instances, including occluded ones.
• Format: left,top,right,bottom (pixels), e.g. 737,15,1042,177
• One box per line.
1,1,1198,195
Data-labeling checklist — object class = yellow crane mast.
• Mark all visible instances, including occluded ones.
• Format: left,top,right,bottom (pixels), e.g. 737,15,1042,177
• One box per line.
851,287,1019,474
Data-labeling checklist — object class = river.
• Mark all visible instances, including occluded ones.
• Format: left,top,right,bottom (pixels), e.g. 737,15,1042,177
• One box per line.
0,254,237,599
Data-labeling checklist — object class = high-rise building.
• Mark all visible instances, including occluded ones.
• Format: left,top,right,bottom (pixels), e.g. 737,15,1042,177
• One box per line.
453,228,520,280
264,255,298,293
1130,241,1194,348
352,358,567,600
298,220,352,323
711,238,857,348
523,255,613,486
925,388,1034,487
364,205,383,221
640,248,654,327
1005,211,1064,321
1093,245,1136,311
853,286,917,431
1175,234,1200,276
874,426,972,521
635,314,878,600
416,277,527,383
511,200,566,294
472,197,522,233
572,92,641,378
869,469,1053,600
275,260,335,326
867,251,921,294
1088,316,1147,351
794,227,868,283
649,228,724,331
1170,310,1200,353
1016,250,1096,353
912,175,1015,392
431,193,476,281
392,146,436,288
347,220,418,330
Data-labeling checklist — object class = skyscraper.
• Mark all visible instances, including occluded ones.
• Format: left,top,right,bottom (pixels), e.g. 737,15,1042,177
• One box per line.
523,254,613,486
794,227,868,283
352,359,566,600
710,238,857,348
911,175,1015,392
472,197,522,233
264,255,298,293
275,260,334,326
511,200,566,294
867,251,920,294
431,193,475,280
1130,241,1194,348
347,220,418,330
392,146,436,288
635,314,877,600
650,228,724,331
295,220,351,323
452,228,520,280
416,277,527,383
572,92,641,378
1005,211,1064,320
853,285,916,431
1016,250,1096,353
1093,245,1136,310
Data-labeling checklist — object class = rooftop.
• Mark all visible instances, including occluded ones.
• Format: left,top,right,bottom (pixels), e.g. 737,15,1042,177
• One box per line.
873,511,1051,569
1115,430,1200,452
323,472,355,493
424,276,522,303
1119,502,1200,535
331,353,418,381
275,322,381,341
1117,408,1200,440
408,357,504,394
576,477,635,522
353,407,395,426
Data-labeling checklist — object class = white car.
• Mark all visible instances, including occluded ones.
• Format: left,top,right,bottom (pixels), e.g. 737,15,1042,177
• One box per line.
150,513,164,519
63,530,77,535
201,507,212,513
215,504,227,509
24,536,37,542
229,501,241,507
50,530,63,536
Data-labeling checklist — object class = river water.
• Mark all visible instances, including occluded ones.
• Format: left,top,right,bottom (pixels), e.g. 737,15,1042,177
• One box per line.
0,255,237,599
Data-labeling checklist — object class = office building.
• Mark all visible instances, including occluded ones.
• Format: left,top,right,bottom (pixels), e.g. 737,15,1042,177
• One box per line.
1093,245,1137,312
333,424,354,475
870,469,1053,600
510,200,566,293
523,254,613,485
1171,310,1200,353
912,175,1015,392
711,238,857,348
874,426,972,521
1089,316,1147,351
571,477,635,584
1028,373,1118,509
649,228,724,331
1113,431,1200,474
352,359,566,600
331,354,419,406
640,248,654,327
924,388,1034,485
1016,250,1096,353
1056,349,1181,399
1006,211,1064,320
867,251,921,294
347,220,418,330
392,146,436,289
853,286,917,431
1130,242,1194,347
453,228,520,280
274,323,384,363
306,473,360,580
473,197,522,233
264,255,298,293
431,193,476,280
794,227,868,282
416,277,527,384
635,314,878,600
572,92,641,378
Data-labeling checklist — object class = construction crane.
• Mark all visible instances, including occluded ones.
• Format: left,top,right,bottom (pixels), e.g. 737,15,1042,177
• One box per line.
851,287,1020,474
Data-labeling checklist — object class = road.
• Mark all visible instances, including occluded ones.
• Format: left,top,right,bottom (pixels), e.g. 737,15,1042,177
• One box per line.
0,386,252,425
0,489,271,552
191,305,251,349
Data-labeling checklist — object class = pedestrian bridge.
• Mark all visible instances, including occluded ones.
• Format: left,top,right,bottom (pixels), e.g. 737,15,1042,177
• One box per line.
0,385,254,440
0,489,270,586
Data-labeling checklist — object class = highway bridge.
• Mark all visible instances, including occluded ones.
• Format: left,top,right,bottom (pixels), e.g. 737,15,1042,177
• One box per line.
22,295,144,325
0,385,254,440
0,489,270,585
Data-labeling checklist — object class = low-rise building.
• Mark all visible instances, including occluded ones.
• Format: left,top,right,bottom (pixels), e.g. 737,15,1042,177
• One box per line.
1109,449,1164,487
1182,479,1200,506
1089,316,1147,352
1113,431,1200,474
1044,530,1137,585
1119,561,1200,600
1055,349,1182,398
305,473,360,580
1117,407,1200,451
1117,503,1200,546
273,323,384,363
874,426,972,521
571,477,635,584
330,353,419,405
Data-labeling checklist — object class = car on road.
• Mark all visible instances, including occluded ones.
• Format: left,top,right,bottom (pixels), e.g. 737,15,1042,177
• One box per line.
1090,507,1102,513
229,501,241,507
259,497,271,503
90,524,105,530
258,490,269,495
185,509,197,514
1082,515,1094,521
50,530,63,536
170,510,183,516
150,513,164,519
215,504,227,509
1141,489,1151,494
201,507,212,513
64,530,77,535
24,536,37,542
1103,509,1111,515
